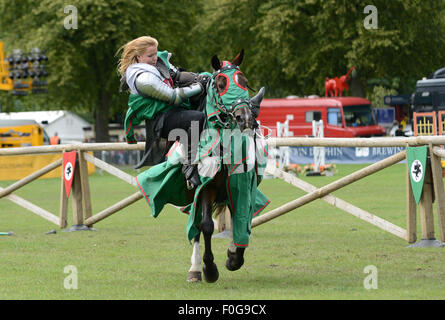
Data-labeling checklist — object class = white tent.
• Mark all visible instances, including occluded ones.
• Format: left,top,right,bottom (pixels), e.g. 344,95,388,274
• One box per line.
0,110,91,143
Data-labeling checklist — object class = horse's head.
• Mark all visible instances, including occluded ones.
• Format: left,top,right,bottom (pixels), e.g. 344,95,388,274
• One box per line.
209,50,257,133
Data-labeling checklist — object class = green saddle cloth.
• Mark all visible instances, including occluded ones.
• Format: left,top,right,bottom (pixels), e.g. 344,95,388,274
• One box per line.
136,62,270,247
136,132,270,248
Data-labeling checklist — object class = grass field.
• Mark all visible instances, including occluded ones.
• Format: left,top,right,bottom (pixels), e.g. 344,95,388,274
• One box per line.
1,163,445,300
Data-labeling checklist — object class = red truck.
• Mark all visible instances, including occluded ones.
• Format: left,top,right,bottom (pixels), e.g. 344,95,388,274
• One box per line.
257,96,386,137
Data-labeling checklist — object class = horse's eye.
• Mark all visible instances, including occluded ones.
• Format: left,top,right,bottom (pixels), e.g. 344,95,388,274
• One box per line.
216,76,227,93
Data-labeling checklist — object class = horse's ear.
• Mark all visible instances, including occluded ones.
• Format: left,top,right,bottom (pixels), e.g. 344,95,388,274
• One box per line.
231,49,244,67
211,55,221,71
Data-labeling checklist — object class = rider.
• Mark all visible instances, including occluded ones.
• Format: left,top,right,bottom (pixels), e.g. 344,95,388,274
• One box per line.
117,36,209,188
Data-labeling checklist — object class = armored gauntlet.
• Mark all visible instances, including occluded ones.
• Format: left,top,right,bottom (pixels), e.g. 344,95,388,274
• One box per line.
135,72,203,106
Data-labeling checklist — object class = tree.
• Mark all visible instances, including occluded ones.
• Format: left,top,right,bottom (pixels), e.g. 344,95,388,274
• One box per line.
0,0,203,141
187,0,268,91
2,0,444,132
195,0,445,99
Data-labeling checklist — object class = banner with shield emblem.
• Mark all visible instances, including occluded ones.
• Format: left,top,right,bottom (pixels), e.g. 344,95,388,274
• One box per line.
406,146,428,204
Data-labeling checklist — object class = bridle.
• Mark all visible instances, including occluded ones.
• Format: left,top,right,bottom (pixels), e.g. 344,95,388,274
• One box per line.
208,64,254,129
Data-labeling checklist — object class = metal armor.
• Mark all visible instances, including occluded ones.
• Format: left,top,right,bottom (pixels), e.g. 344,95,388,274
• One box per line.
134,69,203,106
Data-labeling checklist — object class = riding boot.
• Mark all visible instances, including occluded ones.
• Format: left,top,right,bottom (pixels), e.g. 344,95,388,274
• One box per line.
182,129,201,189
134,116,166,169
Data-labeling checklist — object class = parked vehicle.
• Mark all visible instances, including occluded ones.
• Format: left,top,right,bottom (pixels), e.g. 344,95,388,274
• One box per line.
0,119,49,148
411,67,445,135
257,96,386,137
412,67,445,114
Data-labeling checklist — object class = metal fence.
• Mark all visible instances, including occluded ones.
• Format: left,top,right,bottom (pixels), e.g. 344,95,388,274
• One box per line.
95,150,144,167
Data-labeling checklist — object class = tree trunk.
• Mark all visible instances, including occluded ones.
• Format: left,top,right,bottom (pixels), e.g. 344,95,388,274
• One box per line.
94,90,110,142
350,75,366,97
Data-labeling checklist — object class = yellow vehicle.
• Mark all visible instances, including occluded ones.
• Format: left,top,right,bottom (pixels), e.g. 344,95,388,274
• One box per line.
0,119,49,148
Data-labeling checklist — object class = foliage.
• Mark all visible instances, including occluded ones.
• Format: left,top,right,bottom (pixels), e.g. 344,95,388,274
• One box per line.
1,0,445,140
185,0,445,98
251,0,445,97
367,85,398,109
0,0,202,141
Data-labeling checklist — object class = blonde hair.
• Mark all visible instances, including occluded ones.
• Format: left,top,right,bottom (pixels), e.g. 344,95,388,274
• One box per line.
116,36,158,76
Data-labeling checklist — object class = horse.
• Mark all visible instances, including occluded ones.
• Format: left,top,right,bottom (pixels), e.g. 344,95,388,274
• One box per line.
184,50,268,283
336,66,355,96
325,77,338,97
325,67,355,97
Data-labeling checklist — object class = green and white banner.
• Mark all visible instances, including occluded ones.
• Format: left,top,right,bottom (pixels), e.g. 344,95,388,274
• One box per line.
406,146,428,204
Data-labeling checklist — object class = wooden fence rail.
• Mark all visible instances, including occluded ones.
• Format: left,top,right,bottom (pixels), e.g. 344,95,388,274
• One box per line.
1,135,445,156
1,137,445,245
252,151,407,233
261,162,408,240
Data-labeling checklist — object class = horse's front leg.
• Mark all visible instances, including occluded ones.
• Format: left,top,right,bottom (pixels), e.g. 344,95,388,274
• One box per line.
226,238,245,271
187,233,202,282
201,190,219,283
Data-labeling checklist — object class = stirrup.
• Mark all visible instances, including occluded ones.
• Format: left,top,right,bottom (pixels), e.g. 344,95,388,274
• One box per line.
182,163,201,188
134,149,151,169
185,172,201,190
186,180,194,190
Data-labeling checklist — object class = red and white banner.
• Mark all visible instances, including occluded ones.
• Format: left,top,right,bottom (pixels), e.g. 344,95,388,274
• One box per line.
63,151,77,198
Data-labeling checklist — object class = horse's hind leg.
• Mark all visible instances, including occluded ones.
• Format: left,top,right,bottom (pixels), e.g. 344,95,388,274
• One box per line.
187,233,202,283
201,191,219,283
226,239,245,271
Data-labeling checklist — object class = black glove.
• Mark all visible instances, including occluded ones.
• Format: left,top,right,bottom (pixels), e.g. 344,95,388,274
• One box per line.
197,74,210,89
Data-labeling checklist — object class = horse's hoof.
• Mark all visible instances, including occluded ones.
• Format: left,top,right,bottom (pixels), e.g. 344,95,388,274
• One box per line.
226,250,244,271
203,263,219,283
225,258,244,271
187,271,202,283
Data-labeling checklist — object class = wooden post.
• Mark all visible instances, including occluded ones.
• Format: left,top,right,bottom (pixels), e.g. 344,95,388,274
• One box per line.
225,207,232,231
216,209,225,233
419,157,435,239
71,158,83,225
78,151,92,222
406,145,417,243
216,207,232,233
431,146,445,242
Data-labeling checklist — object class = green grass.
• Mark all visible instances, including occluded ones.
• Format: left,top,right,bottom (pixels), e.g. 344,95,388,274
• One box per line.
1,164,445,300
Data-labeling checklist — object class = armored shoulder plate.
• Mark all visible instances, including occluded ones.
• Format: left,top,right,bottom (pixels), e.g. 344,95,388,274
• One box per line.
156,59,171,79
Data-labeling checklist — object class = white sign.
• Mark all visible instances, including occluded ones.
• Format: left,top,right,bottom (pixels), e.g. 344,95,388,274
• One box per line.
64,162,74,181
410,159,423,183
